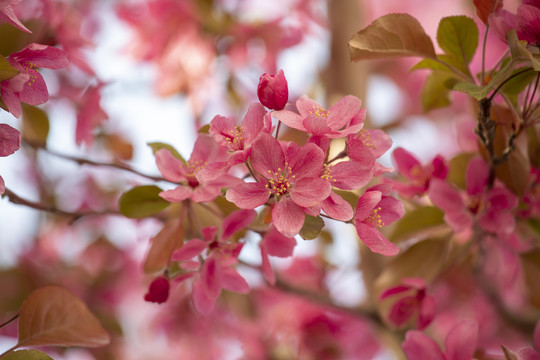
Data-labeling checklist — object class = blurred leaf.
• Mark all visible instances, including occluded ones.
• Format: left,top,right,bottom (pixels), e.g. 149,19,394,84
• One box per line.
119,185,170,218
453,82,491,100
527,127,540,168
388,207,445,243
0,56,17,81
147,142,186,164
104,133,133,161
521,250,540,308
1,350,53,360
143,218,183,274
198,124,210,134
299,215,324,240
349,14,436,61
421,71,453,111
447,153,475,189
507,30,540,71
21,104,49,147
473,0,502,25
502,68,537,95
16,286,110,348
437,16,478,65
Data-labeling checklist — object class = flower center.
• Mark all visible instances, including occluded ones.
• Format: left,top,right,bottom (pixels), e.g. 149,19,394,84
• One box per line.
185,159,207,188
366,206,384,228
24,62,39,87
310,106,329,118
265,163,295,196
321,164,337,183
358,129,376,149
223,125,245,151
467,196,483,215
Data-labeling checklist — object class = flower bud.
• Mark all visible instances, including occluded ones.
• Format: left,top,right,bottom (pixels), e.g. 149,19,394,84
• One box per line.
144,276,170,304
257,69,288,110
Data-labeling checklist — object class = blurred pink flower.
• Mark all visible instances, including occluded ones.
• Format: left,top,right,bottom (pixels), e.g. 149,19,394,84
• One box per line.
260,226,297,284
1,43,69,118
490,0,540,45
354,184,404,256
226,133,331,237
402,319,479,360
0,123,21,194
257,70,288,110
0,0,30,32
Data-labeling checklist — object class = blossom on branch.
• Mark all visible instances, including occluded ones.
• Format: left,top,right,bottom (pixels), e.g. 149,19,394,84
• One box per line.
257,69,288,110
0,123,21,194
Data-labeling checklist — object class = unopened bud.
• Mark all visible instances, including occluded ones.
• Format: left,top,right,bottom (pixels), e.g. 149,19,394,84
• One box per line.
257,69,288,110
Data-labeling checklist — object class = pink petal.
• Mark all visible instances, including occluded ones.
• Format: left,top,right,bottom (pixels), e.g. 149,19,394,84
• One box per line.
257,70,288,110
222,209,257,239
260,246,275,284
393,147,423,180
191,185,222,203
466,157,488,196
296,95,323,117
380,285,412,299
155,149,186,182
303,114,331,135
516,348,540,360
261,226,297,257
286,142,326,179
402,331,445,360
369,129,393,158
444,319,478,360
171,239,207,261
225,182,269,209
18,71,48,105
347,136,377,167
290,177,331,207
272,198,305,237
0,85,21,117
191,135,218,165
192,276,217,315
429,179,466,214
330,161,373,190
534,319,540,351
418,295,436,330
250,133,285,175
388,296,418,326
355,190,382,222
220,266,250,294
0,176,4,194
378,195,405,225
0,123,21,156
144,276,170,304
209,115,236,148
272,109,306,132
432,155,448,179
327,95,363,130
242,102,267,145
0,4,31,33
12,43,69,69
321,192,354,221
356,222,399,256
159,186,192,202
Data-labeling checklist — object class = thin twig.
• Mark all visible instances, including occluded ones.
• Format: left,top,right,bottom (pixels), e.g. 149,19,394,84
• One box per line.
0,313,18,329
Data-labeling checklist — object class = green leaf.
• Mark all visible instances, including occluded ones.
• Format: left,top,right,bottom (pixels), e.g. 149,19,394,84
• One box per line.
437,16,478,65
16,286,110,349
119,185,170,218
388,207,445,243
21,104,49,147
447,153,475,189
0,350,53,360
299,215,325,240
198,124,210,134
453,81,491,100
421,71,453,111
507,29,540,71
349,13,436,61
0,56,18,82
147,142,186,164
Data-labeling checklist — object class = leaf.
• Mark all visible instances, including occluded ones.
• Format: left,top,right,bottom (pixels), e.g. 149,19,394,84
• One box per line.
388,207,445,243
0,56,18,82
147,142,186,164
502,68,537,95
299,215,324,240
521,250,540,308
1,350,53,360
473,0,503,25
421,71,453,112
527,127,540,168
21,105,49,147
119,185,170,218
447,153,475,189
437,16,478,65
16,286,110,348
349,13,436,61
453,81,491,100
143,218,183,274
507,30,540,71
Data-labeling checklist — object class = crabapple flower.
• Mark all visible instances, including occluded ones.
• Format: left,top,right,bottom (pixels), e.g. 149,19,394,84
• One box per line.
260,226,297,284
354,184,404,256
0,43,69,118
402,319,479,360
209,102,271,166
347,129,394,176
490,0,540,45
0,0,31,33
379,277,436,330
390,147,448,197
171,209,256,314
144,276,170,304
226,133,331,237
0,123,21,194
257,69,288,110
155,135,239,203
429,157,518,236
273,95,365,151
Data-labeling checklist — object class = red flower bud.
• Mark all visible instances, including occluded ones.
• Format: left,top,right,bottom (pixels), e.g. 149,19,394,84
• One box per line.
257,69,288,110
144,276,170,304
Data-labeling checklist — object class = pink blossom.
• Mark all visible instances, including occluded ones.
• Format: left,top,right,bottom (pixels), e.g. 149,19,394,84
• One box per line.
428,157,518,236
226,133,331,237
144,276,170,304
171,209,256,314
0,43,69,118
491,0,540,45
273,95,365,151
380,277,436,330
209,103,272,166
402,319,479,360
260,226,297,284
390,147,448,197
75,83,108,145
0,123,21,194
0,0,31,33
155,135,239,203
354,184,404,256
347,129,394,176
257,70,288,110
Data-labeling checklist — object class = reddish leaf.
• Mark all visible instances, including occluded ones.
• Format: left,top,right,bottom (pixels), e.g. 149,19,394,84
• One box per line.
16,286,110,348
143,218,184,274
473,0,503,25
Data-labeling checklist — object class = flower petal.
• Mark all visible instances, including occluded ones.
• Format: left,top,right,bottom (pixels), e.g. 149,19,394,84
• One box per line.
226,182,269,209
402,331,445,360
444,319,478,360
356,223,399,256
321,192,354,221
222,209,257,239
159,186,192,202
272,198,305,237
261,226,297,257
290,177,331,207
155,149,186,183
0,123,21,156
331,161,373,190
171,239,207,261
286,142,325,179
251,133,285,175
